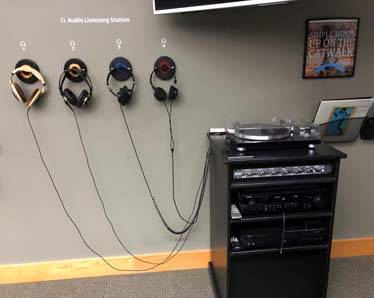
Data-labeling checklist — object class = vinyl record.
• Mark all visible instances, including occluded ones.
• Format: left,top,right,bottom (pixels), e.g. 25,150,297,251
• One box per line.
234,123,291,141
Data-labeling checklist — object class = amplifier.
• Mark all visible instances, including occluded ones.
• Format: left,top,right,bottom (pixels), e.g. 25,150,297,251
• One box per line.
237,189,329,215
237,220,328,251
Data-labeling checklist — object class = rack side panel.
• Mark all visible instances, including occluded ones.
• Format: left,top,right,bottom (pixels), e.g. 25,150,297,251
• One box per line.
210,137,229,298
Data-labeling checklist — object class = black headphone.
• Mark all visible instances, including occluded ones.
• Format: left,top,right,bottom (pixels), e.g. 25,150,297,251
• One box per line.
106,65,135,105
150,67,178,102
59,68,93,108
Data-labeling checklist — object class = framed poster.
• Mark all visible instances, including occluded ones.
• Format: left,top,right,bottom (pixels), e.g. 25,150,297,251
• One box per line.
303,18,360,79
314,97,374,142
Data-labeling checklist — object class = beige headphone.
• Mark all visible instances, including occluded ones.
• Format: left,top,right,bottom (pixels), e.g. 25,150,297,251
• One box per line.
9,65,46,108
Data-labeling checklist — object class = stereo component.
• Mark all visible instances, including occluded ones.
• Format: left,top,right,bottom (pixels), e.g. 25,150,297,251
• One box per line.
237,189,329,216
239,227,281,250
237,220,328,251
233,164,332,180
284,220,328,247
228,120,321,152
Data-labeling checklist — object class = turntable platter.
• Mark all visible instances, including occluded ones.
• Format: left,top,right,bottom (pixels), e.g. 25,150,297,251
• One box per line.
234,123,291,141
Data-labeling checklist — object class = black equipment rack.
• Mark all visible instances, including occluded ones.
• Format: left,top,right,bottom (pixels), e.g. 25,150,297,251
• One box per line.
208,135,347,298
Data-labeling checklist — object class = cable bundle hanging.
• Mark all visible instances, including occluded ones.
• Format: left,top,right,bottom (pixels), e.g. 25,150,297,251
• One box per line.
27,105,210,271
119,103,211,235
107,58,212,236
22,58,212,272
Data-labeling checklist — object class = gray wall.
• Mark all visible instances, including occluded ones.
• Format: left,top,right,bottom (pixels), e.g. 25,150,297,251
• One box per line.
0,0,372,265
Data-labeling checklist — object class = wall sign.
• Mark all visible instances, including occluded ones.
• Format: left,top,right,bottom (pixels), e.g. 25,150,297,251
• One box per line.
303,18,360,79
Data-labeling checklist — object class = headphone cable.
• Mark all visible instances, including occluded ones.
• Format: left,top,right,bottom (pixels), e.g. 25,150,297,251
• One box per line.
149,69,189,224
66,103,208,265
163,101,191,224
27,106,197,271
119,104,211,235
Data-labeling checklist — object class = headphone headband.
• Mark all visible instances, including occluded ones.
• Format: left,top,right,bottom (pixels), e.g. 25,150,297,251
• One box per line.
59,68,93,107
149,67,177,91
10,65,47,92
9,65,47,107
106,66,135,98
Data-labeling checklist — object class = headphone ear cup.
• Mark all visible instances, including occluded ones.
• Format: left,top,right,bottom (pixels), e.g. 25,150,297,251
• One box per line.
168,85,179,101
12,82,27,102
154,87,167,101
27,88,41,107
118,86,131,105
77,90,89,107
63,88,78,106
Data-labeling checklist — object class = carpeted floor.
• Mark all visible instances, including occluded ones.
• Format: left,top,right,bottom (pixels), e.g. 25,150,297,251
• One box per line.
0,256,373,298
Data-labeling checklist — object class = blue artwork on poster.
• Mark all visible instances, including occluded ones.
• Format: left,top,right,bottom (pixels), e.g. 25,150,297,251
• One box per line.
326,107,355,136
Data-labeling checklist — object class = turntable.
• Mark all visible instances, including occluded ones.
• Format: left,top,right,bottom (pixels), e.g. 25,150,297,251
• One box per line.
226,120,321,152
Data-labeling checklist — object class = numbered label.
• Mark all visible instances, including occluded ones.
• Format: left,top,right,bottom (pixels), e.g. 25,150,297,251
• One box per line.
20,41,26,52
116,39,122,50
69,40,76,52
161,37,167,48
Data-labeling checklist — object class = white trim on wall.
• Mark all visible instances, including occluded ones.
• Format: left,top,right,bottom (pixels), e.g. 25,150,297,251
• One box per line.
153,0,293,15
1,238,374,285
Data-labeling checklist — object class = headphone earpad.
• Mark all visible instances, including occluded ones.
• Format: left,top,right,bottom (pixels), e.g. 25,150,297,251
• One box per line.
13,82,27,102
27,88,41,107
154,87,167,101
118,86,131,105
168,85,179,101
77,90,89,107
63,88,78,106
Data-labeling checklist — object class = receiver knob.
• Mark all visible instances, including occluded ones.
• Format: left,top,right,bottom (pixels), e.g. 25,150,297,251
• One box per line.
313,195,322,205
314,166,322,173
271,169,279,175
282,168,291,175
236,172,244,178
248,199,256,206
295,168,303,174
305,167,313,173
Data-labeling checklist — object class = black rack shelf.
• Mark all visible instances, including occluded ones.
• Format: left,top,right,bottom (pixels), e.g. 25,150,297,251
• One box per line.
230,211,333,224
230,176,336,189
230,244,329,257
